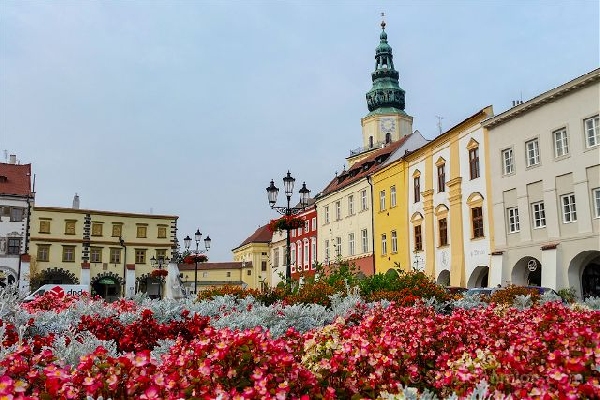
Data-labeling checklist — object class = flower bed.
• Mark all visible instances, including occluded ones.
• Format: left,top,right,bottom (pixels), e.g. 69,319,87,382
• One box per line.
268,215,305,233
1,290,599,399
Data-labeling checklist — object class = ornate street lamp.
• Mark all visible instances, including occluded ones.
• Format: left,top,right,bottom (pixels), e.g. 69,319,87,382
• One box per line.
150,255,169,299
266,171,311,281
184,229,211,295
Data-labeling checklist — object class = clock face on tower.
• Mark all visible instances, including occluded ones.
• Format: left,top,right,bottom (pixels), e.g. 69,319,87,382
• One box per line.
380,118,396,133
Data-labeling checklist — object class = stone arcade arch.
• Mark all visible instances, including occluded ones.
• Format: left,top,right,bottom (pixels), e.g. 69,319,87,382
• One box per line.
0,267,16,288
568,250,600,299
33,267,79,291
90,272,124,302
511,256,542,286
437,269,450,286
135,273,161,299
467,265,489,288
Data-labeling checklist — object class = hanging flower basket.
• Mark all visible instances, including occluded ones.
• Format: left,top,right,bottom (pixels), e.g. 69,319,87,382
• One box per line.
150,269,168,278
268,215,305,233
183,254,208,264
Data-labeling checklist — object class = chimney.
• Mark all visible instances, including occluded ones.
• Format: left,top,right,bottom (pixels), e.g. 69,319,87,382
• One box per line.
72,193,80,209
9,155,16,164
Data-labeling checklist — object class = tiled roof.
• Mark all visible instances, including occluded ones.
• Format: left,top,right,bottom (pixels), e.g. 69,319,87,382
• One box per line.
0,163,32,197
320,135,411,197
233,224,272,250
178,261,249,271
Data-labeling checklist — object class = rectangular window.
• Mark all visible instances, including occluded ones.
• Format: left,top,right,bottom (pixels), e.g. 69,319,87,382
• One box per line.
273,248,279,267
112,224,122,237
439,218,448,246
594,188,600,218
325,206,330,224
262,260,268,272
39,220,51,234
110,248,121,264
553,128,569,157
414,225,422,251
297,227,302,237
37,244,50,262
304,221,309,233
62,246,76,262
311,217,316,230
472,207,484,238
531,202,546,228
561,193,577,223
502,148,514,175
390,186,397,207
65,220,76,235
361,229,368,253
90,247,102,263
381,234,387,255
297,243,302,267
291,245,296,268
227,271,231,278
311,239,316,265
414,177,421,202
7,238,21,255
335,237,342,257
469,148,480,179
135,249,147,264
9,208,23,222
247,269,252,276
348,233,355,256
136,226,147,238
361,190,368,211
437,164,445,192
526,139,540,167
348,195,354,215
303,241,309,266
157,226,167,238
91,223,103,236
335,201,341,220
391,230,397,253
585,115,599,147
379,190,386,211
324,240,330,261
155,249,167,261
507,207,520,233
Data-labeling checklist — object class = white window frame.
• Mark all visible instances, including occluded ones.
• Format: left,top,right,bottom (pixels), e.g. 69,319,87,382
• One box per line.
594,188,600,219
303,240,309,266
324,206,330,224
348,233,355,256
561,193,577,223
335,236,342,257
361,229,368,253
311,217,316,230
361,190,368,211
381,234,387,255
324,240,330,261
585,115,599,148
335,201,341,221
311,238,317,266
290,244,296,271
297,241,302,267
507,207,520,233
304,221,309,233
391,230,397,253
553,128,569,158
502,148,514,175
526,139,540,167
379,190,386,211
348,195,354,216
531,201,546,229
390,186,397,207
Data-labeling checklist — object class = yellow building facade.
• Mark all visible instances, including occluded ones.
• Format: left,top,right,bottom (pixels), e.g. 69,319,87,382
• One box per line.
231,224,272,290
371,158,410,273
29,205,177,300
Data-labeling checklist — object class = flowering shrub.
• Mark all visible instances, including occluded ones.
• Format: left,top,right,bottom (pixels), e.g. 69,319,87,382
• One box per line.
267,215,305,232
490,285,541,305
1,288,599,399
150,269,169,278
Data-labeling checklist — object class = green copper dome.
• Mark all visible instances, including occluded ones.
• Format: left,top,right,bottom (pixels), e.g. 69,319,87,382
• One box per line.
366,20,406,114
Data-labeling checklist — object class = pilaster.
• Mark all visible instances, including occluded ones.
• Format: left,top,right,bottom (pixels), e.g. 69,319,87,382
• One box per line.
422,189,435,277
447,177,466,286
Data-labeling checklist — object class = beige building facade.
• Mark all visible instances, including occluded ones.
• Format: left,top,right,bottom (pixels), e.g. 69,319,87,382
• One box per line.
232,224,272,290
484,68,600,297
29,200,178,300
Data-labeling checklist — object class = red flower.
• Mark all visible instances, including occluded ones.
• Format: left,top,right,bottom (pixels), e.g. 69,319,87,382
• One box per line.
183,254,208,264
150,269,168,278
268,215,305,232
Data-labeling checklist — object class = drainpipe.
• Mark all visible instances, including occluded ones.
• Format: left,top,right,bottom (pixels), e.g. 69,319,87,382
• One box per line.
367,176,376,275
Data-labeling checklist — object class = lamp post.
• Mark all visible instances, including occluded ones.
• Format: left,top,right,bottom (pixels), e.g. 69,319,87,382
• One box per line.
183,229,211,295
266,171,311,281
150,255,169,299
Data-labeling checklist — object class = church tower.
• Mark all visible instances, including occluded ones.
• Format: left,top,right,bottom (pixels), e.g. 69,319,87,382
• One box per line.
359,19,413,153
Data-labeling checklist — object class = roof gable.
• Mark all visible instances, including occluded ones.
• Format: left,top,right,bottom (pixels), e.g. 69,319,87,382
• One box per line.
0,163,32,197
234,224,272,250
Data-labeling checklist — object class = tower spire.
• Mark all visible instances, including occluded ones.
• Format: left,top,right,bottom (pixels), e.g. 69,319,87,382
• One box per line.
365,17,406,114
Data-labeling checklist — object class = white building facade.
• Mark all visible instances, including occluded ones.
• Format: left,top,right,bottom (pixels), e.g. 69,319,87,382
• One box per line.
484,69,600,298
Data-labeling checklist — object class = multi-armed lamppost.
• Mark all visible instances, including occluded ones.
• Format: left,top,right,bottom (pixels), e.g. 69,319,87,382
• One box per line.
266,171,310,281
150,255,169,299
183,229,211,295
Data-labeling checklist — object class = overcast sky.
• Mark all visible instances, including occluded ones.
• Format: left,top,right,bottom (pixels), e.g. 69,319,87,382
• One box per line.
1,1,598,262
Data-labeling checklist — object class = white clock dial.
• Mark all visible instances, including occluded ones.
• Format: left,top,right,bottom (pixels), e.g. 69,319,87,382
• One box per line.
380,118,395,132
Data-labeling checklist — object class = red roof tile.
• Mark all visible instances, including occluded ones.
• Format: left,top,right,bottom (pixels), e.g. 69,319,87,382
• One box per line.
0,163,32,196
320,135,411,197
233,224,272,250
